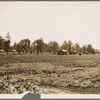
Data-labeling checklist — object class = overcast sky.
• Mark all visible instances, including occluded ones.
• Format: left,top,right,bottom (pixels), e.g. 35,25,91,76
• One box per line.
0,2,100,49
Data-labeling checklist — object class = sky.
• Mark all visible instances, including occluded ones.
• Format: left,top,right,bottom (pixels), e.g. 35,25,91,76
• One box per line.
0,1,100,49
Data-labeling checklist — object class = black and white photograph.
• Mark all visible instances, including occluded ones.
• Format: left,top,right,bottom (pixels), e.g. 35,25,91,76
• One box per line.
0,1,100,94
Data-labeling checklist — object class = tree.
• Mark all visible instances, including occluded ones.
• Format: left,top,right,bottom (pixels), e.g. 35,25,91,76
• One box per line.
67,40,73,53
18,39,30,53
0,36,3,49
71,45,75,51
4,32,11,54
82,45,87,54
47,41,59,54
0,35,5,49
87,44,95,54
29,45,34,54
32,38,44,54
52,41,59,54
17,44,23,54
6,32,11,40
61,41,68,50
74,42,80,53
12,42,18,50
42,43,48,52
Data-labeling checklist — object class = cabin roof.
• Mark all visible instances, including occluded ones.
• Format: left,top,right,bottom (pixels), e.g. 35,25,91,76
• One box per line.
60,50,67,52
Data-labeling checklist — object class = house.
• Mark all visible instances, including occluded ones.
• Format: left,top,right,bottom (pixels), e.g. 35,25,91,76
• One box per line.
0,49,4,52
58,50,67,55
0,49,5,54
11,50,16,52
70,50,77,54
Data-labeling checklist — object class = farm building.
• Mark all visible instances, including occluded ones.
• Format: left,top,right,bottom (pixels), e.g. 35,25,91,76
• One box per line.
84,51,88,54
0,49,4,52
58,50,67,55
9,49,17,54
70,50,77,54
11,50,16,52
0,49,5,54
95,50,100,54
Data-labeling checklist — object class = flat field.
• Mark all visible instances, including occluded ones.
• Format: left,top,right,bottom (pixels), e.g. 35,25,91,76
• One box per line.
0,54,100,94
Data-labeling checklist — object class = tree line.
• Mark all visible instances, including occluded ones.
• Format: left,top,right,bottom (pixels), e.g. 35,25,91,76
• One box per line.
0,33,98,54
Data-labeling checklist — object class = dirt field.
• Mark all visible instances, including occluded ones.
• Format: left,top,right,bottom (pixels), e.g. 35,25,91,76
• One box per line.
0,54,100,94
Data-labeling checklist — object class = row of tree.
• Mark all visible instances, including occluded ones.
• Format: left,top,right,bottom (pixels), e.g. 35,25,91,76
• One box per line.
0,33,98,54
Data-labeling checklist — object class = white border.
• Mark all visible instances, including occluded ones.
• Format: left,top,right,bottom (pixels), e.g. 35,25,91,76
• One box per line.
0,93,100,99
0,1,100,99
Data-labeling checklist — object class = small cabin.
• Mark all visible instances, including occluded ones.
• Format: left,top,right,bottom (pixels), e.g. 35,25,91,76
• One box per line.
0,49,5,54
11,50,16,52
58,50,67,55
0,49,4,52
85,51,88,54
70,50,77,55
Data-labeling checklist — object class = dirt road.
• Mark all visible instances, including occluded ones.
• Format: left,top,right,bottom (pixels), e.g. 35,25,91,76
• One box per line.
39,86,76,94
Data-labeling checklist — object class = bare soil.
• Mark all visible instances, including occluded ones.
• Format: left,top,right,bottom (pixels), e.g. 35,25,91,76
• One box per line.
0,54,100,94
